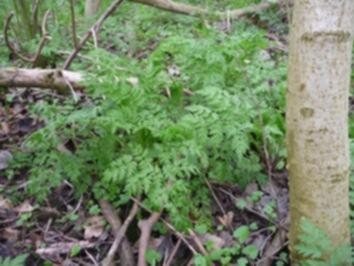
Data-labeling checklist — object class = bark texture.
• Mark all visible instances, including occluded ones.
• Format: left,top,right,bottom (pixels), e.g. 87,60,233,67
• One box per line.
0,68,83,94
287,0,354,263
131,0,277,19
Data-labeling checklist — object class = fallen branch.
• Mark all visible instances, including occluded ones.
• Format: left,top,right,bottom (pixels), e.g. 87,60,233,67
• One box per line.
138,212,162,266
99,200,135,266
131,0,279,19
0,68,83,94
101,200,139,266
63,0,125,69
36,241,95,255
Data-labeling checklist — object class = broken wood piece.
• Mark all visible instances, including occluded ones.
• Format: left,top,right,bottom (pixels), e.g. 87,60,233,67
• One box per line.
0,68,83,94
36,241,95,255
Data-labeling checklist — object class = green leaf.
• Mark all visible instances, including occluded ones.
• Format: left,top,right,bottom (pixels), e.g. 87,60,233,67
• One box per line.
237,257,248,266
249,191,263,202
145,249,162,266
70,244,81,257
194,254,208,266
0,254,28,266
235,199,247,210
195,224,208,234
233,226,250,243
249,222,258,231
242,245,258,260
89,205,101,215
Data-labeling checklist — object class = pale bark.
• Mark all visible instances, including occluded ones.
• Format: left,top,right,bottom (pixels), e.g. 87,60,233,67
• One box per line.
85,0,102,17
286,0,354,263
0,68,83,94
131,0,278,19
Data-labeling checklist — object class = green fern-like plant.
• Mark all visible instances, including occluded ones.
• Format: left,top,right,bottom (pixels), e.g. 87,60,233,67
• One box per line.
0,254,28,266
10,19,286,231
295,218,352,266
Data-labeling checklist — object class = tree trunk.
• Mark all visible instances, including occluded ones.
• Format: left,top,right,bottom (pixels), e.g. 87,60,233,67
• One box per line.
13,0,37,39
287,0,354,263
85,0,102,17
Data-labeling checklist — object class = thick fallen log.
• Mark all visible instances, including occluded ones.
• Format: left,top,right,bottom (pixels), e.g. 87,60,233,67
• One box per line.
0,68,83,94
131,0,279,19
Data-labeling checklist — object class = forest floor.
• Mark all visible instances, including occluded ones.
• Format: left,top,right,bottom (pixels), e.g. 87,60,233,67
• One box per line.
1,1,351,266
0,93,289,264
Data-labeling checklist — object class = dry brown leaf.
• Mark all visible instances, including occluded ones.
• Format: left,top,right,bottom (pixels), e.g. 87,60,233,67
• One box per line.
0,196,13,209
217,211,234,228
15,200,34,213
200,233,225,250
84,216,105,239
2,228,19,241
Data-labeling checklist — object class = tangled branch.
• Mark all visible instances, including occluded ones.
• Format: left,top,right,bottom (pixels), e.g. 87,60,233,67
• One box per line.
3,10,51,66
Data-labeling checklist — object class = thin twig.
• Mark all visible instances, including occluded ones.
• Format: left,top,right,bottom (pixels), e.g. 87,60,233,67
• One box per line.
217,187,281,228
138,212,162,266
4,13,33,62
204,178,227,217
99,199,135,266
101,200,139,266
91,28,99,48
32,10,51,67
188,229,208,256
4,11,51,66
164,239,181,266
63,0,125,69
64,78,79,102
70,195,83,214
85,250,99,266
131,197,197,254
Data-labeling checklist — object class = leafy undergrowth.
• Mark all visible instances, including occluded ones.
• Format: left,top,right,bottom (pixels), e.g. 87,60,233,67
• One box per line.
0,1,353,265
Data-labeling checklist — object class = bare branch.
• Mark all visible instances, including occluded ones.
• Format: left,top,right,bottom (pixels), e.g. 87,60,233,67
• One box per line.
138,212,162,266
32,10,52,67
4,11,51,66
101,200,139,266
99,200,135,266
63,0,125,69
4,13,34,62
188,229,208,256
131,197,197,255
131,0,279,19
164,239,181,266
